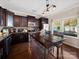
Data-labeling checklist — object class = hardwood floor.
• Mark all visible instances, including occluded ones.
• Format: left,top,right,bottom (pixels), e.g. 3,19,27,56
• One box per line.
6,39,79,59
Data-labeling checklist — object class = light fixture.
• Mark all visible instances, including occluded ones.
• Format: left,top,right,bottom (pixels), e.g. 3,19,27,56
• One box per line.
42,0,56,14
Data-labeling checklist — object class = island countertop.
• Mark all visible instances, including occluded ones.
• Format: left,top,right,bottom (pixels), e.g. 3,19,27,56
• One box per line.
30,32,64,48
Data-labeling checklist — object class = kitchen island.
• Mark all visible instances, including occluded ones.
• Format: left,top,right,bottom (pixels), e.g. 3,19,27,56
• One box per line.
30,32,64,59
0,32,28,59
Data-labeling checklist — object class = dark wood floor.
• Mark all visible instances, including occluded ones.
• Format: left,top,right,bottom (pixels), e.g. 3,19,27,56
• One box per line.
6,39,79,59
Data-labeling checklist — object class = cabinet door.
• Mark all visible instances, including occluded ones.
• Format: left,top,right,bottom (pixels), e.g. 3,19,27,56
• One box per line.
14,15,21,27
3,37,11,56
38,17,48,30
27,16,39,31
0,7,6,26
21,17,27,27
19,33,28,42
12,33,20,44
12,33,28,44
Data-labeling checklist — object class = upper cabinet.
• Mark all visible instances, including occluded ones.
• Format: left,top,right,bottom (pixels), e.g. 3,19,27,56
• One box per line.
14,15,28,27
0,6,38,27
38,17,48,30
21,16,27,27
6,10,14,27
0,7,14,27
27,16,36,22
0,7,6,26
27,16,39,31
27,16,39,27
13,15,21,27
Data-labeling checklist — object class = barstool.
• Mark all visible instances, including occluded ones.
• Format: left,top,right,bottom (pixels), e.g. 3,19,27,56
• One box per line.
44,32,64,59
56,43,64,59
44,41,64,59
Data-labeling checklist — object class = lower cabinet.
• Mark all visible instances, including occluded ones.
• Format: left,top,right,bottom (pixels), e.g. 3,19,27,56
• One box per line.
0,41,4,59
4,36,12,55
0,33,28,59
12,33,28,44
2,35,12,59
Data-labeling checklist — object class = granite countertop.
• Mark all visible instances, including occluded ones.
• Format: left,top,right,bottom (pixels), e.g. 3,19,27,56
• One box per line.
29,31,64,43
0,36,4,42
0,32,28,42
0,33,12,42
30,32,64,48
42,34,64,44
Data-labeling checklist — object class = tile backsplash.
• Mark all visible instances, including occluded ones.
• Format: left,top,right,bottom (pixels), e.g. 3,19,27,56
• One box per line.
0,26,28,33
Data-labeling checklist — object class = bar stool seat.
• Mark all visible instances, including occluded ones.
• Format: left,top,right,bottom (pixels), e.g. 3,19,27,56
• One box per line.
43,40,64,59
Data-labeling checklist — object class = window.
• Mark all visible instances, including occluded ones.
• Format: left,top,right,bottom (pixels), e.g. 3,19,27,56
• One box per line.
64,18,77,32
53,19,61,32
64,18,77,37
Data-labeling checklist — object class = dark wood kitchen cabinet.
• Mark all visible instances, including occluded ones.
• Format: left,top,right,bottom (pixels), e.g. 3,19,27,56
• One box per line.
0,41,3,59
3,35,12,56
27,16,39,31
0,7,14,26
38,17,48,30
13,15,21,27
0,7,6,26
21,16,27,27
27,16,38,24
0,34,12,59
27,16,36,22
12,33,28,44
14,15,27,27
0,33,28,59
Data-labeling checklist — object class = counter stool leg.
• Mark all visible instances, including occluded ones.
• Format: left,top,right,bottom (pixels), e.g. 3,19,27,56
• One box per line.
57,46,60,59
52,47,54,54
44,48,47,59
61,45,64,59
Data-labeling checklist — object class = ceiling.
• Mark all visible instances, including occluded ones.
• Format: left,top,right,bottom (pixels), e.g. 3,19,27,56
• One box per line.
0,0,79,17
